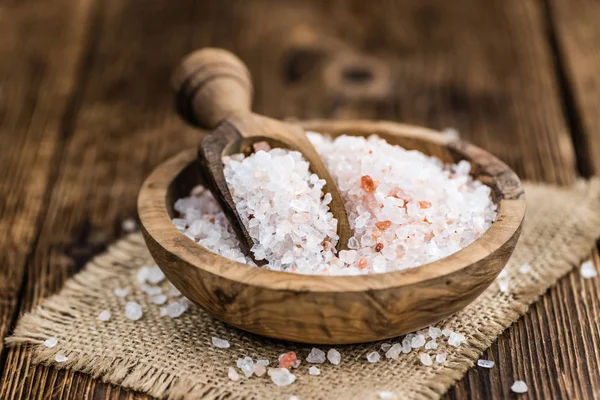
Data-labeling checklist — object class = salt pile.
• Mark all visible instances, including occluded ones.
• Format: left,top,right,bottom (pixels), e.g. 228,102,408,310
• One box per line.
173,133,496,275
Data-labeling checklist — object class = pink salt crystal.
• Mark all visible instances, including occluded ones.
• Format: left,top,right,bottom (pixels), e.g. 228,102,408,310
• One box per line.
360,175,376,193
252,364,266,376
278,352,297,369
419,353,433,366
228,367,240,381
375,220,392,230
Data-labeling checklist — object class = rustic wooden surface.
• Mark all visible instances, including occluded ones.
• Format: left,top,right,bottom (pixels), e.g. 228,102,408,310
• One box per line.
0,0,598,398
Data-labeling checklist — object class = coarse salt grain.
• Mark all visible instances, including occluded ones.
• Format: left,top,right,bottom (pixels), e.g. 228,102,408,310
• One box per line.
164,300,189,318
511,380,528,393
146,266,165,284
477,359,495,368
309,366,321,375
97,310,111,321
381,343,392,352
55,354,68,363
367,351,381,363
256,359,269,366
211,337,230,349
519,263,532,274
124,302,143,321
228,367,240,381
306,348,326,364
435,353,447,363
580,260,597,279
327,348,341,365
237,356,254,377
378,391,395,399
44,338,58,348
121,218,137,232
269,368,296,386
173,133,496,276
253,364,267,377
419,353,433,366
411,334,426,348
498,279,509,293
424,340,438,350
448,332,466,347
151,294,168,305
113,287,130,298
385,344,403,360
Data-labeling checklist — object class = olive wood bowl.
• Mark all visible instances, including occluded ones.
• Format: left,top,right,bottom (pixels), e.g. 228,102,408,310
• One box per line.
138,119,525,344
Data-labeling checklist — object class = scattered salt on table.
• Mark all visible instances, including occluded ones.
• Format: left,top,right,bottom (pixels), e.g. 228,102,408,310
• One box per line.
164,301,186,318
419,353,433,366
477,359,495,368
228,367,240,381
237,356,254,377
367,351,381,363
43,337,58,348
55,354,68,363
448,332,466,347
435,353,447,364
381,343,392,352
124,302,143,321
306,348,326,364
411,334,426,348
327,348,341,365
256,359,269,366
269,368,296,386
211,336,230,349
511,380,528,393
424,340,438,350
308,366,321,376
580,260,597,279
151,294,168,305
97,310,111,321
385,344,403,359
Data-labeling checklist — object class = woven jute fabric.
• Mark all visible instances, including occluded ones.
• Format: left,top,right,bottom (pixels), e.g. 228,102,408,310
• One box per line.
7,179,600,399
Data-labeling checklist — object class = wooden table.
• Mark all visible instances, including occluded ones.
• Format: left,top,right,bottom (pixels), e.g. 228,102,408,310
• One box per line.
1,0,599,398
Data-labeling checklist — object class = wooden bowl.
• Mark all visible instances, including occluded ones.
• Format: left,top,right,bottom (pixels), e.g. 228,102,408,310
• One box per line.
138,119,525,344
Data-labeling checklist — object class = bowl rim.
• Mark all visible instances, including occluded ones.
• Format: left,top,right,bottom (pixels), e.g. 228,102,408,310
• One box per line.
138,120,525,293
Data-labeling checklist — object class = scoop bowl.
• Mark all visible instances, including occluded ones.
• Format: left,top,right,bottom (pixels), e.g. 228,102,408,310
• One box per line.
138,119,525,344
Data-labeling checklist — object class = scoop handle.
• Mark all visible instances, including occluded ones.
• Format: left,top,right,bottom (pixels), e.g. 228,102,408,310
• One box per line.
172,48,253,129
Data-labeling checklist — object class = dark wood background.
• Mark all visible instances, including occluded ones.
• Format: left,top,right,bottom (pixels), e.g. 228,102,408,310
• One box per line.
1,0,599,398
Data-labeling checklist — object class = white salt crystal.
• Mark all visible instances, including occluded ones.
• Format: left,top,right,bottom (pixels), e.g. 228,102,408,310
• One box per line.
306,348,326,363
424,340,438,350
159,307,168,317
211,337,230,349
113,287,130,298
385,343,403,359
381,343,392,352
97,310,111,321
136,267,150,285
581,260,597,279
518,263,532,274
327,348,341,365
228,367,240,381
511,380,528,393
256,359,269,366
169,283,182,297
429,326,442,339
497,269,509,279
289,396,300,400
237,356,254,377
435,353,447,363
498,279,509,293
292,359,301,369
441,329,452,337
419,353,433,366
477,359,495,368
411,334,426,348
146,266,165,284
124,302,143,321
121,218,137,232
141,284,162,296
55,354,68,363
43,338,58,348
367,351,381,363
378,391,395,399
269,368,296,386
151,294,168,305
165,301,186,318
448,332,466,347
309,366,321,375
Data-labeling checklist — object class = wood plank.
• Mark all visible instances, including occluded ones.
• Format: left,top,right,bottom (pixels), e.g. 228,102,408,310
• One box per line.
0,0,94,369
1,0,596,398
546,0,600,176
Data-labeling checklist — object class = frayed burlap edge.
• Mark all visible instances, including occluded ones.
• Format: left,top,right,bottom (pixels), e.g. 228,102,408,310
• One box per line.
6,178,600,400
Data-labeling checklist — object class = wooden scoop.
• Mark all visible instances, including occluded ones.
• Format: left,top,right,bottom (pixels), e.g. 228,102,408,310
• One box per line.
172,48,352,261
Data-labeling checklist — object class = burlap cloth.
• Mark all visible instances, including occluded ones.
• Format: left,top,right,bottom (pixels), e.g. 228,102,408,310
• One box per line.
7,179,600,399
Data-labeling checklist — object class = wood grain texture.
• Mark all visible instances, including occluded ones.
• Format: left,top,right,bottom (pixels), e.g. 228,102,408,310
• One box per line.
0,0,598,398
545,0,600,176
138,121,525,343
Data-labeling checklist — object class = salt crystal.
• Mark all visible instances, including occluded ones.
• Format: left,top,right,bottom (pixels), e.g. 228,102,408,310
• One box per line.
113,287,130,298
165,301,186,318
211,337,230,349
498,279,509,293
378,391,394,399
121,218,137,232
511,380,528,393
228,367,240,381
309,366,321,375
169,283,182,297
141,284,162,296
385,343,403,359
327,348,341,365
124,302,143,321
55,354,68,363
441,329,452,337
43,338,58,348
411,334,426,348
269,368,296,386
518,263,532,274
435,353,447,363
381,343,392,352
146,266,165,284
293,359,301,369
497,269,509,279
252,364,266,377
448,332,466,347
151,294,168,305
256,359,269,366
367,351,381,363
306,348,326,363
237,356,254,377
289,396,300,400
419,353,433,366
97,310,111,321
424,340,438,350
581,260,597,279
477,359,495,368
